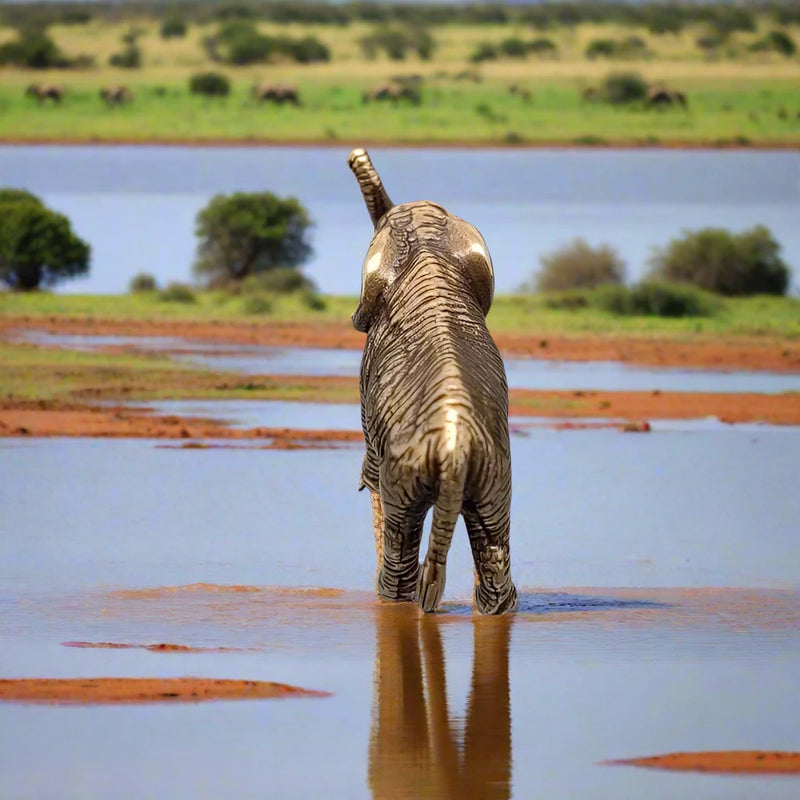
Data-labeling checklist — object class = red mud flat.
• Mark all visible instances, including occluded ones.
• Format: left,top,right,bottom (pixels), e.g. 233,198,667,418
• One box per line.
3,315,799,372
61,641,250,653
2,387,800,441
0,677,331,705
604,750,800,775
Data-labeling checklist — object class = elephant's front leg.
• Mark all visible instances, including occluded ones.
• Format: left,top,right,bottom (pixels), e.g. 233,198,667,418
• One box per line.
377,493,428,603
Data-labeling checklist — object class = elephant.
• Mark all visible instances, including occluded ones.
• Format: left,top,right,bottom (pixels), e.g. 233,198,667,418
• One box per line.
348,147,518,615
252,83,301,106
100,85,134,105
25,84,63,104
362,81,420,105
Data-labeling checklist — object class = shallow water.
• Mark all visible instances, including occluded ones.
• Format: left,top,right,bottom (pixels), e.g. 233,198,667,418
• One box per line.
1,145,798,294
16,330,800,394
1,433,799,798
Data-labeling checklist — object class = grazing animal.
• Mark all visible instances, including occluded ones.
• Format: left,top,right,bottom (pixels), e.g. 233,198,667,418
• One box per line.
252,83,301,105
100,86,134,105
25,84,63,104
362,81,420,105
646,86,688,110
348,147,518,615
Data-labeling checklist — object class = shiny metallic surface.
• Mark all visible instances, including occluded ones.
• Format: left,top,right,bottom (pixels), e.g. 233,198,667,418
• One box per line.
349,148,518,614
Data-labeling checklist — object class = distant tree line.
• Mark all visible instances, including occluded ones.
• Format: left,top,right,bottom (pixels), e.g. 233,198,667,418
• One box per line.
2,1,800,34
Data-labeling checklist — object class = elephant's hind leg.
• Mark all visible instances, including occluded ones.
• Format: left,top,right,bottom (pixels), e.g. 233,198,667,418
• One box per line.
370,490,385,590
463,499,518,615
377,495,429,603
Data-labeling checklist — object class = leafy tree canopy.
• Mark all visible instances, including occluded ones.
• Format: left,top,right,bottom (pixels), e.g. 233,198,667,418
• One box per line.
194,192,313,286
647,225,789,296
0,191,90,290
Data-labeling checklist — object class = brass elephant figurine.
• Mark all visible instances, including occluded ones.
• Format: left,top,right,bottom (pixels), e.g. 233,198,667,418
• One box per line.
348,148,518,615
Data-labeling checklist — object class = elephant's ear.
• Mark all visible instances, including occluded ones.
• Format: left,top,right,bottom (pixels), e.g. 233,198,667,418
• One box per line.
449,219,495,317
352,227,396,333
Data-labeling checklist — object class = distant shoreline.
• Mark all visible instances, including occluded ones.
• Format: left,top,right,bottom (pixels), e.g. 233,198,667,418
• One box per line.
1,137,797,151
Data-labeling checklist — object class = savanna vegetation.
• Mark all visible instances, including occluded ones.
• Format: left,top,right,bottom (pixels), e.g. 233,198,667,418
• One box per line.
0,1,798,145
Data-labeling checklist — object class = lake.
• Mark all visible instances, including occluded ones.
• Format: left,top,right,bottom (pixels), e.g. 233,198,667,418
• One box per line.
2,434,799,798
1,145,798,294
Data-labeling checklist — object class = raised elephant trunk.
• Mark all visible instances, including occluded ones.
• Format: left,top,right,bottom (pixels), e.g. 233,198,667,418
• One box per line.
348,148,394,229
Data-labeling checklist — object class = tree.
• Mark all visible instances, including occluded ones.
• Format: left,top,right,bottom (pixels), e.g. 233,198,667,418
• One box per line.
647,226,789,296
0,191,90,290
194,192,313,285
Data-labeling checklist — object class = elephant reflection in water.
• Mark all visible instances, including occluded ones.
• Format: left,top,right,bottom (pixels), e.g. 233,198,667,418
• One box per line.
369,607,512,799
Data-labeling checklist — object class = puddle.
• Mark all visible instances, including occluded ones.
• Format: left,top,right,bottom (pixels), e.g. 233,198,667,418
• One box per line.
15,330,800,394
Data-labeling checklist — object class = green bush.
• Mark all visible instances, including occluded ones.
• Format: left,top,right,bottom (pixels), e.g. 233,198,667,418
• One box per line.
129,272,158,293
470,42,499,63
189,71,231,97
585,38,617,59
0,190,90,290
159,282,196,303
0,32,70,68
532,238,626,292
595,282,720,317
528,37,558,56
601,71,649,104
209,21,330,65
751,30,797,57
360,27,435,61
194,192,314,286
647,226,790,296
160,17,187,39
241,294,273,315
109,45,141,69
242,267,315,294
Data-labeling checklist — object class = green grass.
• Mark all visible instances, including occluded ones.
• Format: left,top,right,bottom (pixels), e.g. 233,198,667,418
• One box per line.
1,15,799,146
1,76,798,145
3,290,799,339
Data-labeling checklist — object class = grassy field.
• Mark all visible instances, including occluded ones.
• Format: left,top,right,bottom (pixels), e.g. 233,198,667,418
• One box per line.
2,290,799,339
1,18,799,145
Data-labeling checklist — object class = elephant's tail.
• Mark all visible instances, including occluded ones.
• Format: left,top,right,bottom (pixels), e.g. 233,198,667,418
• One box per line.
348,148,394,229
418,453,467,613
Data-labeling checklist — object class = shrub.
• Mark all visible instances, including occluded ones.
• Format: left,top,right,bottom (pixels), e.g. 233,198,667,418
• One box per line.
109,45,141,69
500,37,529,58
647,226,790,296
0,32,69,69
242,267,315,294
469,42,499,63
160,17,187,39
300,289,326,311
209,21,330,65
194,192,314,286
533,239,626,292
360,27,435,61
241,294,273,315
601,71,648,105
528,37,558,56
595,282,719,317
0,190,90,290
129,272,158,293
159,282,196,303
585,38,617,59
768,30,797,56
189,71,230,97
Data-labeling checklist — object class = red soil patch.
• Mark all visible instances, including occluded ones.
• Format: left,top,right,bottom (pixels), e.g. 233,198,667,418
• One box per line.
3,315,799,373
0,677,331,705
61,641,249,653
605,751,800,775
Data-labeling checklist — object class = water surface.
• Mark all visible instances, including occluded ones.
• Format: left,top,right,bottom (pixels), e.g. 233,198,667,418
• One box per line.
1,146,797,294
